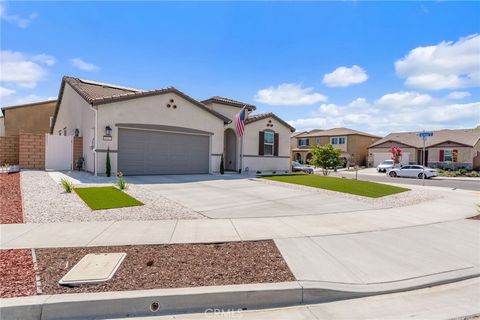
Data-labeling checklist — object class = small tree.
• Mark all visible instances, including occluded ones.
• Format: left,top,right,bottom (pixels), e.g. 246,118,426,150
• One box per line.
220,154,225,175
106,147,111,177
311,144,341,176
389,146,402,167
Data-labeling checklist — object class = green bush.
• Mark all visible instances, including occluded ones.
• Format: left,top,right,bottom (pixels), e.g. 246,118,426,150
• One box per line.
466,171,480,177
220,154,225,175
458,168,467,175
116,171,127,190
106,147,111,177
60,178,74,193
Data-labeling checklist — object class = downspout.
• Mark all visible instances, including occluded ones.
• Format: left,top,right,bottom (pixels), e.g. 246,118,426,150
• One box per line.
90,104,98,176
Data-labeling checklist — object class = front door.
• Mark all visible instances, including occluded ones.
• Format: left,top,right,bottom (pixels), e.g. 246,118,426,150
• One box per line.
224,129,237,171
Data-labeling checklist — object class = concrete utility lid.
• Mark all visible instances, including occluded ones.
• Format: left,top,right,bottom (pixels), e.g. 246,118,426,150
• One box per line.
59,253,126,286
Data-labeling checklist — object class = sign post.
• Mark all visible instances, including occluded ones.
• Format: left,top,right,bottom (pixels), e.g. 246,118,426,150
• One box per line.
417,131,433,186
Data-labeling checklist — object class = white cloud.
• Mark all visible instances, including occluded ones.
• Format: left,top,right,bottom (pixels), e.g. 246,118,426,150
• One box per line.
318,104,340,116
10,94,56,105
32,54,56,66
70,58,99,71
0,86,15,97
254,83,327,105
376,91,432,108
322,65,368,87
348,97,370,108
395,34,480,90
0,2,37,28
446,91,471,100
0,50,54,88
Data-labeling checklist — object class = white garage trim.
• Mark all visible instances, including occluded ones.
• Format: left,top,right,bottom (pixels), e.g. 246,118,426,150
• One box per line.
115,123,213,136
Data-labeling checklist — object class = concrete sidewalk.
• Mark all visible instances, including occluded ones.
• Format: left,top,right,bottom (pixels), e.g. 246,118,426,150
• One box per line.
1,189,477,248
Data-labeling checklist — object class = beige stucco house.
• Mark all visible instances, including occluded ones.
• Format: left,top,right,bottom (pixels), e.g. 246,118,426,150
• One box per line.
291,128,380,166
51,76,295,175
1,100,57,136
368,129,480,170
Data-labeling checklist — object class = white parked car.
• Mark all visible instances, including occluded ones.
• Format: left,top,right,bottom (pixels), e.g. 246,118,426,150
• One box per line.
388,165,438,179
377,160,394,172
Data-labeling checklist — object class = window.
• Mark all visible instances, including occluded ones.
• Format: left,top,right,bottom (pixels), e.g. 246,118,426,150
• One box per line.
444,150,452,161
331,136,346,145
49,116,54,128
316,138,321,145
264,131,274,156
298,138,309,146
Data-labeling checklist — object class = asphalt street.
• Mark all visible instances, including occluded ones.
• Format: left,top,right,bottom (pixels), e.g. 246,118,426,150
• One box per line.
332,172,480,191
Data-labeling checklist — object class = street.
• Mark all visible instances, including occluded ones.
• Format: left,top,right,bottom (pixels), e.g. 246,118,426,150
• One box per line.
331,170,480,191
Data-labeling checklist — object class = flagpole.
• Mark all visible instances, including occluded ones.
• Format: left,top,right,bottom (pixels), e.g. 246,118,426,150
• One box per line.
240,105,246,174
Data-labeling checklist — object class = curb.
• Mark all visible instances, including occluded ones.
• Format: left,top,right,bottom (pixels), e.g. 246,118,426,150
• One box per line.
2,270,479,320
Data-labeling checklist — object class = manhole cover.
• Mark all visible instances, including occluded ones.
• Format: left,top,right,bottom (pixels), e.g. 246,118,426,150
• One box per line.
59,253,126,286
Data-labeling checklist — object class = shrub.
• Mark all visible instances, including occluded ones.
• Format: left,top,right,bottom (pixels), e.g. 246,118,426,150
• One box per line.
466,171,480,177
60,178,74,193
311,144,341,176
106,147,111,177
458,168,467,175
116,171,127,190
220,154,225,175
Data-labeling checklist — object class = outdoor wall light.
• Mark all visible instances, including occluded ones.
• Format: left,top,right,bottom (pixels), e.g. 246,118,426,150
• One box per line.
105,126,112,136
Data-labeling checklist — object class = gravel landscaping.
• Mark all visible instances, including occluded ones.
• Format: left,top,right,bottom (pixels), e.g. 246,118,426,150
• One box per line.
21,171,203,223
259,177,443,209
0,249,37,298
0,173,24,224
35,240,294,294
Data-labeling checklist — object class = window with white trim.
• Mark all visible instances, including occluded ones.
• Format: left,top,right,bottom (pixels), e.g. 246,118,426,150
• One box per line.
298,138,309,146
264,131,274,156
331,136,346,145
315,138,321,145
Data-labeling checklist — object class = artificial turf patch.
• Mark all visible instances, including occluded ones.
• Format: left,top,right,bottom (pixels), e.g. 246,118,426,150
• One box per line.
74,186,143,210
263,174,409,198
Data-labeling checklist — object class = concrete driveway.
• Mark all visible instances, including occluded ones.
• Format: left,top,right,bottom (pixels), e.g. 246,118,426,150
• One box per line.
127,175,374,219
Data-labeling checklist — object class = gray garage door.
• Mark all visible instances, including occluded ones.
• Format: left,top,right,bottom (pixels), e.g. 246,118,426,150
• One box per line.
118,128,209,175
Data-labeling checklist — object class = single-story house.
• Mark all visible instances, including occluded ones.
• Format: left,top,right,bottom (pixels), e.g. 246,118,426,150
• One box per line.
0,100,57,136
291,128,381,166
368,128,480,170
51,76,295,175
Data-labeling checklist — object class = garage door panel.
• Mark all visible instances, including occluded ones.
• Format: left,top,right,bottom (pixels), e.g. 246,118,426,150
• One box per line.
118,128,209,175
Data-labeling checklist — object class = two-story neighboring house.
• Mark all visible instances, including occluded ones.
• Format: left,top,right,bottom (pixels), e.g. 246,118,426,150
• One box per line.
0,100,57,136
291,128,381,166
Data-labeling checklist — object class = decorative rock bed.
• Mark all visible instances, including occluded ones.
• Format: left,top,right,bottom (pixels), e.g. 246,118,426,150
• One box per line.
21,171,204,223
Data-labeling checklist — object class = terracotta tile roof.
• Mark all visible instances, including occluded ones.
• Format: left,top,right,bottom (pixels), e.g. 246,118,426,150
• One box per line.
202,96,256,110
297,127,380,138
50,76,232,133
245,112,295,132
369,128,480,148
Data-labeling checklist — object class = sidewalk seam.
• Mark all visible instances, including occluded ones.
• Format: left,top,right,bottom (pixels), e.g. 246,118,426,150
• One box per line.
85,221,116,246
168,220,179,244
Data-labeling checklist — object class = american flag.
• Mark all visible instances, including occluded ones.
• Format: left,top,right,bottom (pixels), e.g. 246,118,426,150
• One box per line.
234,106,246,137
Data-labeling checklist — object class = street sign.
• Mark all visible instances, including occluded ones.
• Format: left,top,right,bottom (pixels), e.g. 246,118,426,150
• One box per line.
417,132,433,138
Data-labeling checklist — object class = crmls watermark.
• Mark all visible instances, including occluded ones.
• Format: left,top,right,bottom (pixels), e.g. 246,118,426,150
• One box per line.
204,308,243,318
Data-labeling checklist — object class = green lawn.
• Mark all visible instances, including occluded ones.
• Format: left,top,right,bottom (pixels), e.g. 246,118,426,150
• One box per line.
263,174,409,198
74,186,144,210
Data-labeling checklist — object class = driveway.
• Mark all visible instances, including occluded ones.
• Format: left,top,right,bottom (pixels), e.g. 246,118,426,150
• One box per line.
127,175,375,219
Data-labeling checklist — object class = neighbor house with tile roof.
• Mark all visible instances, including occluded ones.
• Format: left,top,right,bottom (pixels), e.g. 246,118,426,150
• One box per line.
368,129,480,170
292,128,381,166
51,76,295,175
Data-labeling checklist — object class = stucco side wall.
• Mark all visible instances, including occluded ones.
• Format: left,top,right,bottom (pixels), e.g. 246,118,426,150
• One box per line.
53,84,95,172
347,135,381,166
95,93,225,175
242,117,291,172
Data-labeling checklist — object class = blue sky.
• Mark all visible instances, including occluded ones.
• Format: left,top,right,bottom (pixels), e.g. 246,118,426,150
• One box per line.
1,1,479,135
